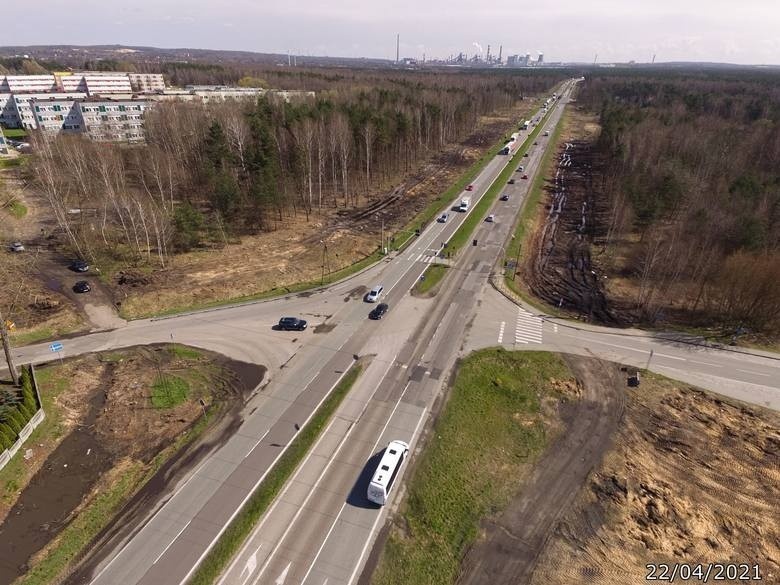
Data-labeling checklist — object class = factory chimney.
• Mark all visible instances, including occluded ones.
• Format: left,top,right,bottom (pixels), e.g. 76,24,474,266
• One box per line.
396,34,400,63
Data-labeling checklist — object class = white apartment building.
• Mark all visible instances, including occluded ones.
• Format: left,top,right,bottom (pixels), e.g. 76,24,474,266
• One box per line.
32,98,84,133
9,93,88,129
0,75,57,93
128,73,165,93
0,127,8,155
58,73,133,95
77,100,150,142
0,94,16,127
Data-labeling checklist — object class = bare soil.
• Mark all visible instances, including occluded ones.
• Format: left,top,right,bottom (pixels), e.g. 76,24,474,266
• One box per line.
0,346,265,585
457,355,626,585
516,108,629,324
529,374,780,585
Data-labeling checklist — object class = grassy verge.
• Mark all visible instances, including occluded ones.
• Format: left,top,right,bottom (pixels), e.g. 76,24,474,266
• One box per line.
9,323,82,347
120,248,384,319
447,107,556,256
1,128,27,139
0,158,23,169
372,349,570,585
188,363,363,585
5,199,27,219
412,264,449,296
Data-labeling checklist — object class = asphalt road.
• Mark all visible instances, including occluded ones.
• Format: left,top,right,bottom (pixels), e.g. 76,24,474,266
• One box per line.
9,78,779,584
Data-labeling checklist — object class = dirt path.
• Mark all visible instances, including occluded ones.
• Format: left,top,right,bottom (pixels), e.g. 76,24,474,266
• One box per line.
457,355,625,585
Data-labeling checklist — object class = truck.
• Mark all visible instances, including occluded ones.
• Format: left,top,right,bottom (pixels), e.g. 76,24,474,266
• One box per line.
521,120,530,130
459,197,471,212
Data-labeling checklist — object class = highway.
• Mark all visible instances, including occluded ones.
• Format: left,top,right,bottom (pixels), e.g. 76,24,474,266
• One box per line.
10,77,780,585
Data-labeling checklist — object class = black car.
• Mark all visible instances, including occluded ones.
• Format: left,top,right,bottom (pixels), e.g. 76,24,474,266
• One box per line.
369,303,389,320
500,194,510,201
73,281,91,293
277,317,308,331
508,178,516,185
70,260,89,272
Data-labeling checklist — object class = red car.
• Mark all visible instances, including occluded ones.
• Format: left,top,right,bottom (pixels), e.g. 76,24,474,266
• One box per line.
465,184,474,191
522,174,529,179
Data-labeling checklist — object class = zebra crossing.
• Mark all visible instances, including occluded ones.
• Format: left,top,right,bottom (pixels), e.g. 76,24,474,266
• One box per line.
514,306,543,344
408,249,444,263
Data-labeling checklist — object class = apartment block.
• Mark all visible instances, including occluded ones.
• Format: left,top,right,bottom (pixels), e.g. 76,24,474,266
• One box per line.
8,93,87,129
127,73,165,93
32,98,84,133
77,100,150,142
0,126,7,155
0,75,57,93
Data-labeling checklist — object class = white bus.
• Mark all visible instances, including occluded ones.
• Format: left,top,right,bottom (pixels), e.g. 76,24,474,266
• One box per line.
367,440,410,505
459,197,471,212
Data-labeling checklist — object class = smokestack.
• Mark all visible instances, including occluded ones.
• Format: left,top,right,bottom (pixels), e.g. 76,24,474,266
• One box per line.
486,44,491,62
396,34,400,63
498,45,503,63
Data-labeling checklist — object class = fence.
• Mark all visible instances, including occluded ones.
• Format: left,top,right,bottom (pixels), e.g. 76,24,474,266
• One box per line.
0,365,46,472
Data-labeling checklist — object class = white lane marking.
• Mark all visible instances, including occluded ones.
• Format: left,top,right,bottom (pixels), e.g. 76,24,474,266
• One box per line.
688,359,724,368
232,354,397,585
275,562,291,585
153,520,191,564
654,353,687,362
736,369,771,377
553,324,558,333
244,429,271,460
240,546,261,585
299,378,419,585
498,321,505,343
414,253,422,262
346,405,428,585
178,364,357,585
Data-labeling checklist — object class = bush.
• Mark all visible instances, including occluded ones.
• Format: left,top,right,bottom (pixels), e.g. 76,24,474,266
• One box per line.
0,423,15,449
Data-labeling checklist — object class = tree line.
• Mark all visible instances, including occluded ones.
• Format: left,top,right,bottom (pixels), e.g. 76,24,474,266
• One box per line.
30,68,564,267
578,70,780,334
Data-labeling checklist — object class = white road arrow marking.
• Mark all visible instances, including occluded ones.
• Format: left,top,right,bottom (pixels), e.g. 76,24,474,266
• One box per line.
276,562,291,585
240,545,261,585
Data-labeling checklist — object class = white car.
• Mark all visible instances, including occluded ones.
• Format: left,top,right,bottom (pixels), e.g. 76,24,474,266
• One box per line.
437,213,449,223
366,285,384,303
544,130,550,136
485,215,495,223
9,242,24,252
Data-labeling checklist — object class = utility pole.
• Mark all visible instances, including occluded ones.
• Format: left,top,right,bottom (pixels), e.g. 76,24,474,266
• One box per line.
396,34,400,63
381,216,385,254
0,306,19,386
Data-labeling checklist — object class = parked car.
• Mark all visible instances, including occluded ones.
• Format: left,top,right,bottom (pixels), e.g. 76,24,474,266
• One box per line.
522,174,529,180
543,130,550,136
465,184,474,191
533,140,539,145
8,241,24,252
485,214,495,223
277,317,308,331
369,303,389,320
500,194,510,201
69,259,89,272
523,152,529,157
73,281,91,293
508,178,516,185
437,213,449,223
517,165,524,172
366,285,384,302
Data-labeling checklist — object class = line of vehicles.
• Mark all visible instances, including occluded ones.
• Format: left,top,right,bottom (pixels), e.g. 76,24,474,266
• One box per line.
274,92,562,508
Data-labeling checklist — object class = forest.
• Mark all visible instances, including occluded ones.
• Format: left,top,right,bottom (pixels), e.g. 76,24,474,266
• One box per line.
28,66,563,267
577,70,780,334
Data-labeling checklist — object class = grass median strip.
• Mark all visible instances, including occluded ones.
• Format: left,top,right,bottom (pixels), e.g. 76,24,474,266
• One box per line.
371,349,571,585
412,264,449,296
447,105,557,256
187,362,363,585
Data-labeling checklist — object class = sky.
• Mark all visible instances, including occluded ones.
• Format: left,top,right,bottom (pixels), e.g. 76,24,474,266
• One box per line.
3,0,780,65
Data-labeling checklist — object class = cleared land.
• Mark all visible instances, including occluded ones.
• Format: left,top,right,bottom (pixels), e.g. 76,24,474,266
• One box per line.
529,373,780,585
0,346,264,585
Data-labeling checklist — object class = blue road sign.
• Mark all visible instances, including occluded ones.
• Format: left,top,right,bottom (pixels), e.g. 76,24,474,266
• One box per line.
49,342,63,352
